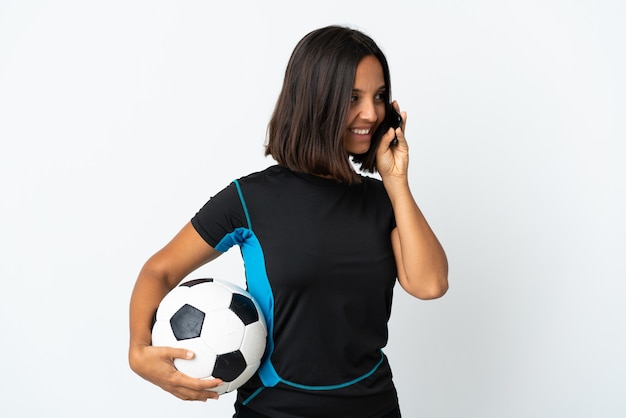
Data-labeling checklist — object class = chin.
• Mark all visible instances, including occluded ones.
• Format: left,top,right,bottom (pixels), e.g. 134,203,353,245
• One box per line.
345,142,371,155
351,147,370,156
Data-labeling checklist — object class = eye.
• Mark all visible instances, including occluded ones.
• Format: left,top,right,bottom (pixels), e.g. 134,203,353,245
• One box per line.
375,92,386,102
350,94,359,103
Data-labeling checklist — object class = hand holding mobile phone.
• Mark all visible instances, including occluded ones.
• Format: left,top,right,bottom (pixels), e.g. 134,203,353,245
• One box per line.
350,102,403,172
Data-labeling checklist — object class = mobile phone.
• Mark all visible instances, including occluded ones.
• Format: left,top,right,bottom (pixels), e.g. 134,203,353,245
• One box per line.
388,105,402,146
389,106,402,129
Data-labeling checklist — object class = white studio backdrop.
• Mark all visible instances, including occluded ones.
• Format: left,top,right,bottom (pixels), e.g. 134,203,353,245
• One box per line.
1,1,624,417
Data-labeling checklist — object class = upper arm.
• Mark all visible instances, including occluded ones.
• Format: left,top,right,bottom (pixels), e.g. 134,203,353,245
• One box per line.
390,226,448,300
142,221,222,289
390,227,408,289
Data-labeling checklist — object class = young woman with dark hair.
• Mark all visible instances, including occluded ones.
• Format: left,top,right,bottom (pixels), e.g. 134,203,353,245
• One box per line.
129,25,448,418
266,25,393,183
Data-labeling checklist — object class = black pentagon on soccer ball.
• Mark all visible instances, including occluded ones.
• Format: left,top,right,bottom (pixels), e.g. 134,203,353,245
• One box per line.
229,293,259,325
213,350,247,381
179,278,213,287
170,304,205,341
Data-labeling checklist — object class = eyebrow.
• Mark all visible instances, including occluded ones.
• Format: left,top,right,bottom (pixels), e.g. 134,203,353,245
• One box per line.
352,86,387,93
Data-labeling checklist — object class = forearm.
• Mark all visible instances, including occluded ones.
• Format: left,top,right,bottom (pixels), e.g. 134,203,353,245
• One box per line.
128,265,175,363
385,178,448,299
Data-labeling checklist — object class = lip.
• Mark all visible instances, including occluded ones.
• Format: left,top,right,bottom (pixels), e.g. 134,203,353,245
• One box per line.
348,130,371,139
346,129,373,148
349,127,371,135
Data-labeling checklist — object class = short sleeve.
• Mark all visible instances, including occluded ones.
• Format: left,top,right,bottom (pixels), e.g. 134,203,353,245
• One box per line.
190,182,247,249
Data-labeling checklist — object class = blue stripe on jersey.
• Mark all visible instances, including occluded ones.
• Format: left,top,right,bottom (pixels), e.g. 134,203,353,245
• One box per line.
280,350,386,391
233,179,252,229
214,226,279,388
220,180,281,387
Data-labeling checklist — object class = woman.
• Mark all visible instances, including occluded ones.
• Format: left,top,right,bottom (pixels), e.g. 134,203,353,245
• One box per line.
129,25,448,418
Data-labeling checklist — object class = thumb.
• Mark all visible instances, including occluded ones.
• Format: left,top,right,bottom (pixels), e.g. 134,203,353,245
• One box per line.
168,347,195,360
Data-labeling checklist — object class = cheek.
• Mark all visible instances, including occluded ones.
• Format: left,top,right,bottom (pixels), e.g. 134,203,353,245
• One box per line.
344,108,359,125
376,104,386,126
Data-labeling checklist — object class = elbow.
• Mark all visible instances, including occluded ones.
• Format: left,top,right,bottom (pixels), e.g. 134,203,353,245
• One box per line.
401,270,449,300
416,279,448,300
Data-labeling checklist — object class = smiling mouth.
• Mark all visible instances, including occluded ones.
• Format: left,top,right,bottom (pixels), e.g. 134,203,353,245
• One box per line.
350,128,371,135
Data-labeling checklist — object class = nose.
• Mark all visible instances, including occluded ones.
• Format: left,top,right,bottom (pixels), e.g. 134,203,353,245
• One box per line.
358,100,378,122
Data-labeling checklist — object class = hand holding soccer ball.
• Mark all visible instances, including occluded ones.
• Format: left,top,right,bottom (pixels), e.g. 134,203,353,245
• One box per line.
130,341,224,401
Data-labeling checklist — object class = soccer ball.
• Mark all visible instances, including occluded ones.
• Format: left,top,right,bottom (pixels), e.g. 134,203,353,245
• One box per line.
151,278,267,394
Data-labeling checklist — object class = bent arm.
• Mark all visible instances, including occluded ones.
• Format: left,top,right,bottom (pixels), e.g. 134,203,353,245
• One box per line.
128,221,224,400
376,106,448,300
387,180,448,299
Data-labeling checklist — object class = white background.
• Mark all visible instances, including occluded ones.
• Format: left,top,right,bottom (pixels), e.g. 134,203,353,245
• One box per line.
1,1,624,417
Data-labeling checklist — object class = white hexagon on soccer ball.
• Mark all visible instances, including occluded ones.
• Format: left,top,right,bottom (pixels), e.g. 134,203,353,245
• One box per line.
173,338,217,379
201,308,246,353
182,281,234,312
239,320,267,363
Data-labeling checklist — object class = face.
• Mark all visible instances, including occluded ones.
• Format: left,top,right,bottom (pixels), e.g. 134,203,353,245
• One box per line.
342,55,387,155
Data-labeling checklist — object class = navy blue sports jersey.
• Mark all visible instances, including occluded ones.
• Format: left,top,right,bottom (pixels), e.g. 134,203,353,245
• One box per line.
191,165,400,418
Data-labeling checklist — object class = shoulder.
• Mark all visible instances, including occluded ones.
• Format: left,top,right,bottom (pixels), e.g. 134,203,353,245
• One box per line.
236,165,290,185
359,174,384,187
235,165,310,197
359,174,388,195
195,168,284,216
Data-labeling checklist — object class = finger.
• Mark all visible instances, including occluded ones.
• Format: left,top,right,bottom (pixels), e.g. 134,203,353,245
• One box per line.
166,356,225,391
172,385,221,402
158,348,224,396
390,128,399,147
152,346,195,364
377,128,397,153
171,374,224,401
391,101,407,131
187,376,224,391
389,126,406,147
169,347,195,360
187,379,223,401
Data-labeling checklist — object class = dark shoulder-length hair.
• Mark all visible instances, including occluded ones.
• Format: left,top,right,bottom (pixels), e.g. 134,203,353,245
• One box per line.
265,25,392,183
